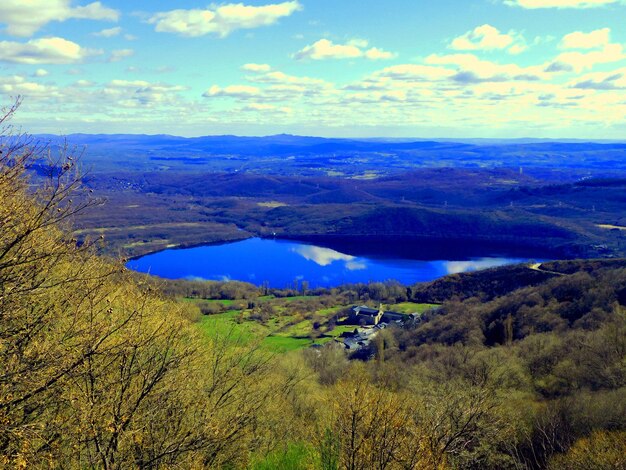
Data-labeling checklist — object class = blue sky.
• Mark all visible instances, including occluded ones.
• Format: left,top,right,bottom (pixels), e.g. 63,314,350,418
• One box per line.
0,0,625,138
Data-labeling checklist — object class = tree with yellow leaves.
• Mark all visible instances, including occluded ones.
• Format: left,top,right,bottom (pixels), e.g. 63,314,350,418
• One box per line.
0,99,288,469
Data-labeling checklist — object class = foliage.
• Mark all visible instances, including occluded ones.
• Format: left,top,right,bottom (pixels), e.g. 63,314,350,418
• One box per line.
548,431,626,470
3,99,626,468
250,443,316,470
0,101,289,469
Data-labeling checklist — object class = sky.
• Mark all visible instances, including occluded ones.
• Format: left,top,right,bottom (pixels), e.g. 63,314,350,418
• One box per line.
0,0,625,138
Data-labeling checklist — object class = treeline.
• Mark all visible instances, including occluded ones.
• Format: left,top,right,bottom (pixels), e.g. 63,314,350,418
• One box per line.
151,260,626,310
407,259,626,303
154,276,416,304
408,264,558,303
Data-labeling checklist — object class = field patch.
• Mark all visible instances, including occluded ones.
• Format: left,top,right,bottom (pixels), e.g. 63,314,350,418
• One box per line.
390,302,440,314
192,296,436,353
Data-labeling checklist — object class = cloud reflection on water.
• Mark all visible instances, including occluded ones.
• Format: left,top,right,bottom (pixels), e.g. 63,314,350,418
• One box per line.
292,245,367,271
444,258,519,275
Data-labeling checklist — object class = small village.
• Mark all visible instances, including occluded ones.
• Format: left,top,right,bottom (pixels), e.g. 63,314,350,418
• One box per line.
337,304,421,351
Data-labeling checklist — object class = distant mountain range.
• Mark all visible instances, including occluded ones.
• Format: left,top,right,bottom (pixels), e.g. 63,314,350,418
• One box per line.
30,133,626,176
36,133,626,149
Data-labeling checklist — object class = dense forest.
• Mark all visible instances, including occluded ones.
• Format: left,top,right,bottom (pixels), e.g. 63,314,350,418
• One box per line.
2,102,626,469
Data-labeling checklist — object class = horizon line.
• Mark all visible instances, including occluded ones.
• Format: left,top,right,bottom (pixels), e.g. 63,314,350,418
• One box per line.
30,132,626,144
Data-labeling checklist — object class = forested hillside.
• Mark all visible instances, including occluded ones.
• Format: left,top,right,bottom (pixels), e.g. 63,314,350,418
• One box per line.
2,103,625,469
0,104,295,468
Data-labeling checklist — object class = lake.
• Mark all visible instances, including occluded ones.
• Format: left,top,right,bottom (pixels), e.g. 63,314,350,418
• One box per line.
127,237,544,288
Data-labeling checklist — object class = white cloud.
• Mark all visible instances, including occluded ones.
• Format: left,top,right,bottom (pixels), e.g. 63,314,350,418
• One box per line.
243,103,276,110
571,67,626,89
426,53,545,82
148,1,301,38
0,75,59,96
364,47,397,60
294,38,396,60
34,68,49,77
560,28,611,49
104,80,188,107
0,37,98,64
107,79,186,91
212,66,337,105
204,84,262,98
504,0,625,8
250,70,331,89
0,0,119,37
450,24,526,54
93,26,122,37
242,63,272,72
373,64,455,81
341,89,409,104
295,39,361,60
508,44,529,55
108,48,134,62
242,103,292,113
348,38,369,48
550,43,625,72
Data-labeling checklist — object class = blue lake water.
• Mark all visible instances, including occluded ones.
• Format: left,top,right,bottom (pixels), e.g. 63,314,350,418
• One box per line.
127,238,541,288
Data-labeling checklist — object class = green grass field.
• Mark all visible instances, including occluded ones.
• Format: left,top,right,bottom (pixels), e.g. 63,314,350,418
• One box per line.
390,302,439,314
192,296,438,353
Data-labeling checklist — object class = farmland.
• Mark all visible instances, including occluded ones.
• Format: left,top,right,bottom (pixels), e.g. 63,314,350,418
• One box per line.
188,296,437,353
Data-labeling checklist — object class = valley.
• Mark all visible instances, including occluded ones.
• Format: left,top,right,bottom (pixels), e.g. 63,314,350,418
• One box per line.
57,139,626,262
4,124,626,470
4,0,626,465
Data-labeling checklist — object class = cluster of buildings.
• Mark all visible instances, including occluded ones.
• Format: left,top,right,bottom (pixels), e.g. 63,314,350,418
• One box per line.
339,304,418,351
